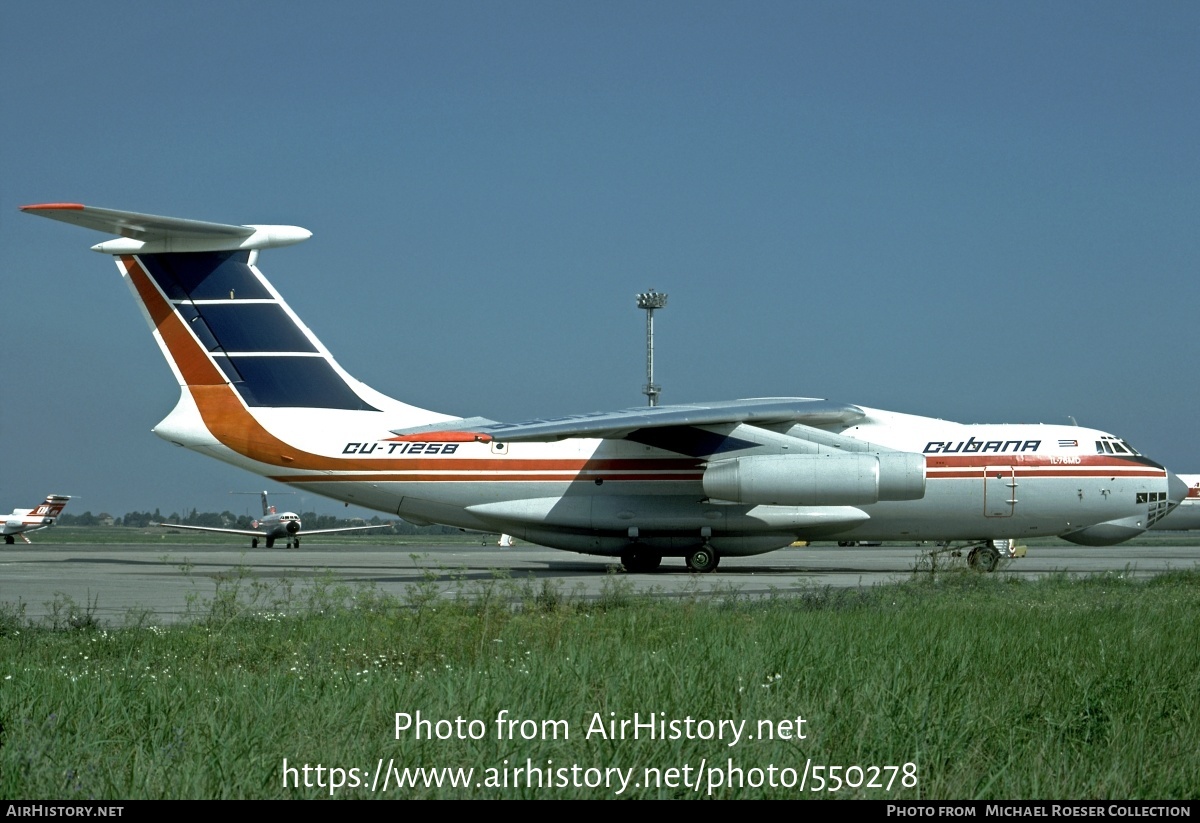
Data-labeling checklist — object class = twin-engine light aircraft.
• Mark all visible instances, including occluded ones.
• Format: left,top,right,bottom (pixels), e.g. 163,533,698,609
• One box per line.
23,203,1188,572
153,491,390,548
3,494,71,544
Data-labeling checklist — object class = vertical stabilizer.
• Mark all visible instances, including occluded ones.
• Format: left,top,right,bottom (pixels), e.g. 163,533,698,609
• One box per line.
21,203,456,473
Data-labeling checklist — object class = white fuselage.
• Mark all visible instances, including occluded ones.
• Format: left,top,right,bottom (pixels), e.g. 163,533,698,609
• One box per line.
255,511,302,539
155,392,1176,557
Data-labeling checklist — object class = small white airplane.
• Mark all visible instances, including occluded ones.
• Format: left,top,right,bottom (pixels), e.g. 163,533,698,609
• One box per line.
1151,475,1200,531
23,203,1189,572
3,494,71,544
153,490,391,548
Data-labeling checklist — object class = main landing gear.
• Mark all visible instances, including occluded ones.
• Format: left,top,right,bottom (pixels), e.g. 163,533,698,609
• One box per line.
618,535,721,574
620,548,662,573
261,536,300,549
929,539,1012,572
967,544,1001,572
685,546,720,573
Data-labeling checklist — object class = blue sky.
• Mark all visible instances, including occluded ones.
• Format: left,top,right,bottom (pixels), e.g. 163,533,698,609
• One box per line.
2,1,1197,518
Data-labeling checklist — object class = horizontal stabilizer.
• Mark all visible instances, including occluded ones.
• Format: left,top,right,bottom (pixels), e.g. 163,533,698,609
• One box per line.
21,203,311,253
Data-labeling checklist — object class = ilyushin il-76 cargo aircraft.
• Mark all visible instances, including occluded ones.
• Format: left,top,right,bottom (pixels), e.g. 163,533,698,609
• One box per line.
23,203,1188,572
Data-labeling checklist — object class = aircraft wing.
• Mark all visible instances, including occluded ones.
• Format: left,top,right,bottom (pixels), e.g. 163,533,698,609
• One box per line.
151,522,265,537
391,398,865,443
297,524,393,536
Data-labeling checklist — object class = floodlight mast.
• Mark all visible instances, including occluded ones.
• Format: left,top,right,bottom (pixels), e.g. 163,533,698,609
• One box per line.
636,289,668,407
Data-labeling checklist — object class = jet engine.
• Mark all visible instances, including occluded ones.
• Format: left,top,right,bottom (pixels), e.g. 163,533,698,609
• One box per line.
702,452,926,506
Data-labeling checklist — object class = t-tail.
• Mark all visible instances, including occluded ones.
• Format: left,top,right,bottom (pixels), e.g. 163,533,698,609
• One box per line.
21,204,457,487
30,494,71,522
4,494,71,543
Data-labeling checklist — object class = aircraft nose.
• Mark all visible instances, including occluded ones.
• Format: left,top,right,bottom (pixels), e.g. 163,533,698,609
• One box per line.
287,520,300,534
1168,470,1189,506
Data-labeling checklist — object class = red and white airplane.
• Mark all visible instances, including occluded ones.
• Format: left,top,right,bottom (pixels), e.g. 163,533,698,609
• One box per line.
3,494,71,544
22,203,1188,572
1152,475,1200,531
153,491,391,548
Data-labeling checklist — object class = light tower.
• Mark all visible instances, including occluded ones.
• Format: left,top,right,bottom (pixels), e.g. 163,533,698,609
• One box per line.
636,288,668,406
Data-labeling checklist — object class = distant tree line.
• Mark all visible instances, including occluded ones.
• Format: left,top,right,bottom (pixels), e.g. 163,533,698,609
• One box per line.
54,510,461,535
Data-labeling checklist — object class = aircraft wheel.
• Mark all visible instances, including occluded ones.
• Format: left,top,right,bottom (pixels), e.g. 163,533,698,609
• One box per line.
620,549,662,573
968,546,999,572
294,537,300,548
4,535,14,545
251,538,258,548
266,537,275,549
686,547,719,573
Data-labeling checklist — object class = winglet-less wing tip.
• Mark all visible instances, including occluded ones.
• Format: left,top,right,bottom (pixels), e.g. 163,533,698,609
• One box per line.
21,203,84,211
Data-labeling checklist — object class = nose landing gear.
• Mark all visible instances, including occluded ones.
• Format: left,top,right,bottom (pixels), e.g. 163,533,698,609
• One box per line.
929,539,1014,572
967,543,1001,572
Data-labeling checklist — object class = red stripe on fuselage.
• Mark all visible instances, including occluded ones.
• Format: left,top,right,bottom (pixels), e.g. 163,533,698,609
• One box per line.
925,454,1150,469
273,472,705,484
929,470,1164,480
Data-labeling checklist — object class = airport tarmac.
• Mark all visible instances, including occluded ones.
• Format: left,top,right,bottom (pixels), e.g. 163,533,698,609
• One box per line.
3,540,1199,625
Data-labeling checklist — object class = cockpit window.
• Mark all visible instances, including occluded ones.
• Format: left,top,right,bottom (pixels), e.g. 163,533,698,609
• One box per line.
1095,436,1141,456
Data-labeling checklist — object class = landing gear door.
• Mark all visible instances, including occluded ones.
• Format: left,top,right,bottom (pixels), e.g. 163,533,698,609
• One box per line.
984,466,1016,518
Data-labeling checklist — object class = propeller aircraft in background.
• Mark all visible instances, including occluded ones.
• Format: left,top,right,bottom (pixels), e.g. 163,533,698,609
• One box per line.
153,490,391,548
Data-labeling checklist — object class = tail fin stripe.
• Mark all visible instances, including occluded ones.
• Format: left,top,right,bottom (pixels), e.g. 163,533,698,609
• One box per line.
174,302,224,352
124,253,379,411
140,251,271,300
183,303,319,353
212,356,246,385
225,356,373,408
122,255,228,387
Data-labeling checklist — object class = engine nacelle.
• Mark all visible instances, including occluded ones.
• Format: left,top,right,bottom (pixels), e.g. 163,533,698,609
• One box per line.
702,452,926,506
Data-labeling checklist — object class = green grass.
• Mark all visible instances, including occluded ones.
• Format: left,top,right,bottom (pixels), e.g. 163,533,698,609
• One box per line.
2,567,1199,799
